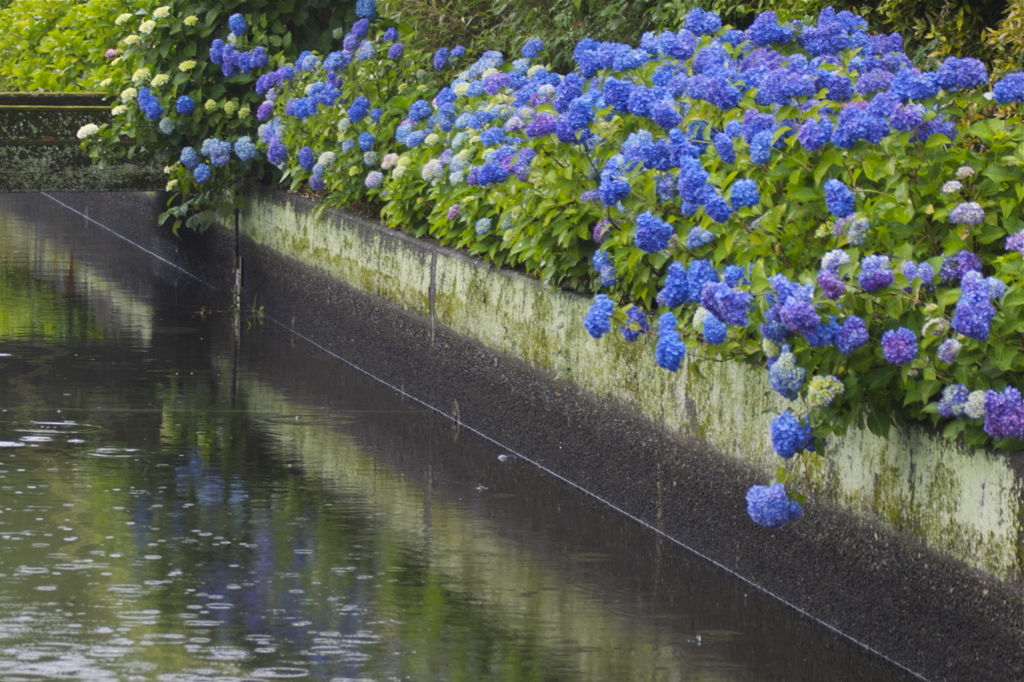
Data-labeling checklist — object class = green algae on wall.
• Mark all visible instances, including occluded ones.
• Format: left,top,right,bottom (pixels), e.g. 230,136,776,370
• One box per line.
238,189,1024,583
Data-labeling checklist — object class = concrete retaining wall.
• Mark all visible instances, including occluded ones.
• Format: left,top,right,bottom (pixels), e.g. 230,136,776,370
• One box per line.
239,188,1024,585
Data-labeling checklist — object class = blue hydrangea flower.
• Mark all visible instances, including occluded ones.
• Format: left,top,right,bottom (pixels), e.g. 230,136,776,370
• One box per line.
993,72,1024,104
746,129,771,164
358,132,375,151
797,117,833,152
180,146,200,169
983,386,1024,440
770,409,814,458
714,132,736,163
881,327,918,365
657,261,688,308
836,315,868,355
355,0,377,19
175,95,195,115
592,250,617,287
824,179,855,218
889,67,938,102
746,482,803,528
348,96,370,122
951,271,996,341
620,306,648,342
769,345,806,400
686,260,719,304
583,294,615,339
729,179,760,208
655,313,686,371
685,8,722,35
433,47,449,71
748,10,793,46
234,136,257,162
635,212,674,253
686,226,714,250
703,313,727,345
298,146,315,170
193,163,211,183
935,57,987,92
521,38,544,58
228,13,247,36
408,100,432,122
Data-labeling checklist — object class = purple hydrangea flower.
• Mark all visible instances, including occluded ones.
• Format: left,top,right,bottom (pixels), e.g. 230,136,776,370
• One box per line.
701,282,752,327
881,327,918,365
1006,230,1024,253
818,269,845,300
949,201,984,225
983,386,1024,440
858,254,894,292
746,482,803,528
937,338,961,364
836,315,868,355
939,249,982,283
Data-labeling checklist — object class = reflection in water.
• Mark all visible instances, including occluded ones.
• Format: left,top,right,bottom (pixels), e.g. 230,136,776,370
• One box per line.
0,194,918,681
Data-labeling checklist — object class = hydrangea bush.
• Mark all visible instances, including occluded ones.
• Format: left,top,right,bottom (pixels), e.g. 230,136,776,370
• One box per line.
78,5,1024,529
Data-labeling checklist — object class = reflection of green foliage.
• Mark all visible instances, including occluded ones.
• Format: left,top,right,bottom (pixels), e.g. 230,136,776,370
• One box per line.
0,262,105,341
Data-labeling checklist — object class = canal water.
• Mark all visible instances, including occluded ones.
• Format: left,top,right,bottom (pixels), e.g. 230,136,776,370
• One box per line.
0,193,918,681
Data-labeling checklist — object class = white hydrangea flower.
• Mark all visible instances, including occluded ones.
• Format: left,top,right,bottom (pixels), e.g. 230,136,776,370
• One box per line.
139,20,156,34
76,123,99,139
150,73,170,88
153,6,170,19
178,60,197,72
114,13,132,25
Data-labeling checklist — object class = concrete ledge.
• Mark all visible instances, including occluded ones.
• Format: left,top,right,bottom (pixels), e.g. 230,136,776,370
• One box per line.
0,93,164,191
232,187,1023,681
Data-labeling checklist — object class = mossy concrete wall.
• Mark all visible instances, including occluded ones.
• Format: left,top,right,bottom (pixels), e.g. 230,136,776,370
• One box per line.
0,93,163,191
239,188,1024,586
